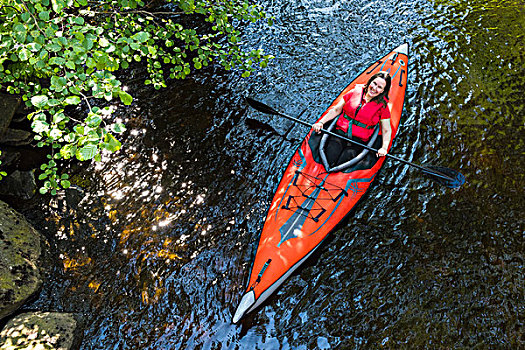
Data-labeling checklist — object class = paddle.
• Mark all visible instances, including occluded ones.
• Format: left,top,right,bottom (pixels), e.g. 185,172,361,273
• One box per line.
246,97,465,188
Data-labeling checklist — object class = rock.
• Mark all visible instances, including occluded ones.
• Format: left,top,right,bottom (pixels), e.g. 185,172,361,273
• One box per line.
11,113,29,123
0,150,21,169
0,200,43,320
0,94,21,139
0,170,37,200
0,312,80,350
0,128,33,146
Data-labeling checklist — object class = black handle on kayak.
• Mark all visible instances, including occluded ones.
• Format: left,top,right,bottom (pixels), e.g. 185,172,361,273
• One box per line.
246,97,465,188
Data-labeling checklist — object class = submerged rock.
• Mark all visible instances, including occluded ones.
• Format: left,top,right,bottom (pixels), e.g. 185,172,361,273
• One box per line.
0,150,20,169
0,312,80,350
0,170,37,200
0,128,33,146
0,200,43,320
0,94,20,139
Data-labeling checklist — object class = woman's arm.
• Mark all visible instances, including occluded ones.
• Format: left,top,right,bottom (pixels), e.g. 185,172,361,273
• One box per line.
312,98,345,133
376,118,392,157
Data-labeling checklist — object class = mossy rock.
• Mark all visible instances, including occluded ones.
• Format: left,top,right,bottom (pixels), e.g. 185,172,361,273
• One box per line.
0,312,79,350
0,200,43,320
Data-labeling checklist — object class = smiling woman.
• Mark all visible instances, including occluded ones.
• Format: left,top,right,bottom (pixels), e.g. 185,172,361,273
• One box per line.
312,71,393,166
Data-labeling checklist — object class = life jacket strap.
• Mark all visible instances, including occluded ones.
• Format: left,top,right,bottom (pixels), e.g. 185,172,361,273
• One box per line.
341,112,377,138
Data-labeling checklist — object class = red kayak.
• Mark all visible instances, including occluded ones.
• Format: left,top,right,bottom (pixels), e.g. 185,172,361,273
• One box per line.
233,44,409,323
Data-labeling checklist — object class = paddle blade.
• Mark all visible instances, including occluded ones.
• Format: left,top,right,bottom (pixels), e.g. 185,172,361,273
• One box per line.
423,166,466,188
246,97,281,116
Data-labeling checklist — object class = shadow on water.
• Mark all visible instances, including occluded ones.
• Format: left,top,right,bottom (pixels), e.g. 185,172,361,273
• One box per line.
18,0,524,348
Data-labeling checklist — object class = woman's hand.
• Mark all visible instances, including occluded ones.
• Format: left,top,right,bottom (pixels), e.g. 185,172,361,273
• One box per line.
376,147,388,157
378,118,391,157
312,122,324,133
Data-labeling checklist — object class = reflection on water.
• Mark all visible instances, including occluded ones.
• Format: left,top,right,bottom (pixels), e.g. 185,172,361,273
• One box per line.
22,0,523,348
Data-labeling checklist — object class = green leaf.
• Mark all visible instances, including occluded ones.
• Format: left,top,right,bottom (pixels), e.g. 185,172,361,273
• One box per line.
64,96,81,105
86,113,102,127
132,32,150,43
61,180,71,188
52,112,67,123
32,120,50,133
18,48,31,61
86,130,100,141
73,16,85,25
76,144,98,161
48,99,61,107
73,125,85,135
50,76,67,92
39,11,50,21
103,133,121,152
48,43,62,52
118,91,133,105
99,38,110,47
49,127,63,139
49,57,66,65
52,0,66,13
60,144,77,159
13,24,27,43
179,0,196,12
111,123,126,133
31,95,49,109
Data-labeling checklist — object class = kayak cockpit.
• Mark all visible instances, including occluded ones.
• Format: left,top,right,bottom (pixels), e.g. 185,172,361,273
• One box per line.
308,119,381,173
319,118,380,173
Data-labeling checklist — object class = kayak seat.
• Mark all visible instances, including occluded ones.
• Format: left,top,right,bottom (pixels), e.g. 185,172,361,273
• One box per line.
319,117,380,173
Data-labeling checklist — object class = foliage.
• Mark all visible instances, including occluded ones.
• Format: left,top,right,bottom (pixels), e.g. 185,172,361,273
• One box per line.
0,0,273,194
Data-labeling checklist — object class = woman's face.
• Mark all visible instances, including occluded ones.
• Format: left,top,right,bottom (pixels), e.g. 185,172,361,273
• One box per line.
367,77,387,98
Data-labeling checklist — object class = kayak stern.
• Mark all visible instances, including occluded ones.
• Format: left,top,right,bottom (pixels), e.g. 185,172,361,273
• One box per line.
232,290,256,324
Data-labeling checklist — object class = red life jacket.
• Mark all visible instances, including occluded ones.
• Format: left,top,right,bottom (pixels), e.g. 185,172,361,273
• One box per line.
336,85,390,141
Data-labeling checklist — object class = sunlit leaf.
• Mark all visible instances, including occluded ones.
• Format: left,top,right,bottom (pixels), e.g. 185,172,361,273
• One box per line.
76,144,98,161
60,144,77,159
103,133,121,152
132,31,150,43
32,120,50,133
118,91,133,105
86,113,102,127
111,123,126,133
65,96,81,105
99,38,110,47
31,95,49,109
18,48,31,61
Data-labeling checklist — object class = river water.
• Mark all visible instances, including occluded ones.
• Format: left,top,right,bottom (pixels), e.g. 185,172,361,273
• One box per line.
22,0,523,348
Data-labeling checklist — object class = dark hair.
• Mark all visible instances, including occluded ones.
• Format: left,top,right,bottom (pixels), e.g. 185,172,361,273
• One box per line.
364,72,391,107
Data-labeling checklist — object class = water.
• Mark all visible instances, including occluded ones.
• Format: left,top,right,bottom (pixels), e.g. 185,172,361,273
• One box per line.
21,0,523,348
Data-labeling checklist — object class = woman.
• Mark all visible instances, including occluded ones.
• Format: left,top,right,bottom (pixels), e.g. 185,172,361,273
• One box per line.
312,72,392,167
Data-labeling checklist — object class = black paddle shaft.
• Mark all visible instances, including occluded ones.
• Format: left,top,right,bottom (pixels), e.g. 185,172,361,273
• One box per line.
246,97,465,187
